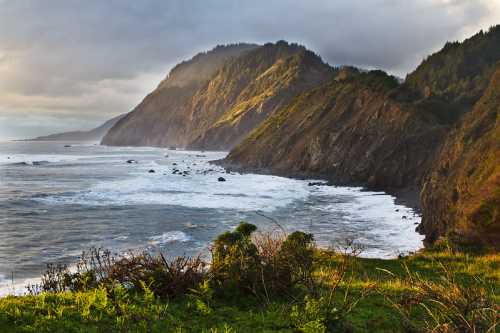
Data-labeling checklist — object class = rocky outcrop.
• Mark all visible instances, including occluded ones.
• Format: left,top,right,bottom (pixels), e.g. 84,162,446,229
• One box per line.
102,42,334,150
419,65,500,247
29,114,126,142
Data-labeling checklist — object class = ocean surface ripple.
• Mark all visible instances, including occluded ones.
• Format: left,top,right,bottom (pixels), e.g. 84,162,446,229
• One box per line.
0,141,424,295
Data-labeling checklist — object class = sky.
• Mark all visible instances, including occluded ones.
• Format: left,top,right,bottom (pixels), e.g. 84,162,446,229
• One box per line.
0,0,499,140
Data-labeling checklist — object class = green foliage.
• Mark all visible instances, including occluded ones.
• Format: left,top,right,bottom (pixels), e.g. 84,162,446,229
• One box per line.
277,231,315,287
188,280,215,315
291,295,347,333
406,25,500,107
388,263,499,332
210,223,317,298
211,223,260,294
1,225,499,332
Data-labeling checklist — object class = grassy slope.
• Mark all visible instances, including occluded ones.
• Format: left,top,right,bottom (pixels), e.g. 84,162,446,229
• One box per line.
1,249,498,333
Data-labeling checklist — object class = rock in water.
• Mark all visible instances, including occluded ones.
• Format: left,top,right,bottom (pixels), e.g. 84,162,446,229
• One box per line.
218,177,226,182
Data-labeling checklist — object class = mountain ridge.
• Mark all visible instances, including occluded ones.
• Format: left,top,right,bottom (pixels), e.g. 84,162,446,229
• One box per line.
27,114,126,142
102,41,335,150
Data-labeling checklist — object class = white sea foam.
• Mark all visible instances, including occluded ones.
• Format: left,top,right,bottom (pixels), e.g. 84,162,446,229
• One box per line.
308,185,424,258
148,231,192,245
0,273,42,297
35,163,311,212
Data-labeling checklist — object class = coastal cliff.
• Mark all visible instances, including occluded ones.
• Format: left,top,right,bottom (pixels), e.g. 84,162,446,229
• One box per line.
223,27,500,246
222,70,445,193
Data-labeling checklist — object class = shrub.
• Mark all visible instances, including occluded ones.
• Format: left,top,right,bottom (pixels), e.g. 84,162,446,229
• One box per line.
278,231,315,287
210,222,261,295
108,252,206,298
29,248,206,299
209,223,318,298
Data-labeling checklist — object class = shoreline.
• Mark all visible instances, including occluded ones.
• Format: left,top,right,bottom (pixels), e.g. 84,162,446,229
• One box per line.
214,158,423,224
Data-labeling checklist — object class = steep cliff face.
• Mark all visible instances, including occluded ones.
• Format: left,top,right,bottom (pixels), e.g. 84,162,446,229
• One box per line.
224,71,446,191
420,66,500,247
187,42,335,150
102,42,334,149
102,43,258,147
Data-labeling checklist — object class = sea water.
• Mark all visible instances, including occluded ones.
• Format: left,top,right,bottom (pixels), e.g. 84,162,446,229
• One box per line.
0,141,423,295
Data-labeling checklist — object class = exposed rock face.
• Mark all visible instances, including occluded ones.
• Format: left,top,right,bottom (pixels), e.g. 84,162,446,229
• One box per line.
29,114,126,142
223,71,446,192
420,66,500,247
102,42,334,149
102,43,258,147
187,43,335,150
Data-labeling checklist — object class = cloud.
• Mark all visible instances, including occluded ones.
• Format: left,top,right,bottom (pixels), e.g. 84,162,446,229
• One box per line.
0,0,498,139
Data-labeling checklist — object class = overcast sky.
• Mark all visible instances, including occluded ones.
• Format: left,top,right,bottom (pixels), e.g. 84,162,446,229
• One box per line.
0,0,499,140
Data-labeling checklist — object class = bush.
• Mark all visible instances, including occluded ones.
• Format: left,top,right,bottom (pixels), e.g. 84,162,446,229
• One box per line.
29,248,206,299
210,222,261,295
210,223,317,298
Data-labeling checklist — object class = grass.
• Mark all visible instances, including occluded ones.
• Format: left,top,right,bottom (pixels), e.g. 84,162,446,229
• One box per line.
0,226,498,333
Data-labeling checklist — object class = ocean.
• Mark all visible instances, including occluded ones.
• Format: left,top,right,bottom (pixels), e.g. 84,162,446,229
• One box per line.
0,141,423,295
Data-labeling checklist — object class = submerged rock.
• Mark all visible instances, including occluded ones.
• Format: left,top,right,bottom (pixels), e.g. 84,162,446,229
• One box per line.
148,169,156,173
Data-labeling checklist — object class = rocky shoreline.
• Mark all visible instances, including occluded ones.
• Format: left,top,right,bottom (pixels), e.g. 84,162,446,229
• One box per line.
214,159,422,213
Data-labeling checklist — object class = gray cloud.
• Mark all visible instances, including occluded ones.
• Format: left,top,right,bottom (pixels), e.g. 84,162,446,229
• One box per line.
0,0,498,139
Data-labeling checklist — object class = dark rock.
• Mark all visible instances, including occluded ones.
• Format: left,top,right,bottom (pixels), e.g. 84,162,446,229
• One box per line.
148,169,156,173
64,145,72,148
218,177,226,182
126,159,137,164
308,182,328,186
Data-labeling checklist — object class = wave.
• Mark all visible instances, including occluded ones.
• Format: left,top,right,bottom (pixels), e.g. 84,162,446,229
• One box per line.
34,167,311,212
148,231,192,246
